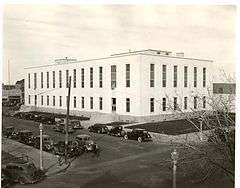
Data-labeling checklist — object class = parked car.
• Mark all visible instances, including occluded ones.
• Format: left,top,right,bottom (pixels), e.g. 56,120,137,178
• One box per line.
2,162,45,184
33,135,54,151
74,134,99,152
108,125,126,137
53,141,81,158
2,126,18,139
88,124,109,134
124,128,152,142
53,123,75,133
70,120,83,129
39,115,56,125
18,130,35,146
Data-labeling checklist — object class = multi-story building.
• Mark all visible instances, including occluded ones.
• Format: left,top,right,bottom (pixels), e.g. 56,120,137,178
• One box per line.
24,49,213,122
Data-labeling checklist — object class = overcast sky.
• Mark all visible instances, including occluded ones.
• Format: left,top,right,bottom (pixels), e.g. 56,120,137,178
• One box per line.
3,4,236,84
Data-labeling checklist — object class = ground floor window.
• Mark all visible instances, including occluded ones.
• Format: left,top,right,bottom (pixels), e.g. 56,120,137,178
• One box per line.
74,96,76,108
28,95,31,104
99,97,103,110
41,95,43,106
126,98,130,112
90,97,93,109
150,98,154,112
162,98,166,111
173,97,177,111
81,97,84,109
34,95,37,106
203,96,206,109
194,96,197,109
47,96,49,106
59,96,62,107
184,97,187,110
112,98,116,112
53,96,55,106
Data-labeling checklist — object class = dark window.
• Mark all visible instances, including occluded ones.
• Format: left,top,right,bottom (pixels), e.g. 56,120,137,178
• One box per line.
47,72,49,88
59,71,62,88
34,73,37,89
112,98,116,112
184,97,187,110
52,71,55,88
162,98,166,111
218,87,223,94
203,68,206,87
53,96,55,106
90,97,93,109
194,97,197,109
173,66,177,87
74,96,76,108
81,97,84,108
194,67,197,87
28,73,31,89
184,66,188,87
99,97,103,110
73,69,76,88
66,70,69,88
41,95,43,106
59,96,62,107
28,95,31,104
174,97,177,110
81,68,84,88
162,65,167,87
203,96,206,109
126,64,130,87
34,95,37,105
111,65,117,89
90,68,93,88
47,95,49,106
126,98,130,112
99,67,103,88
150,64,154,87
150,98,154,112
41,72,43,88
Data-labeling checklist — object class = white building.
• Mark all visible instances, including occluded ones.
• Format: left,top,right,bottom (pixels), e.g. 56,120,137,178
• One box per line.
24,49,213,123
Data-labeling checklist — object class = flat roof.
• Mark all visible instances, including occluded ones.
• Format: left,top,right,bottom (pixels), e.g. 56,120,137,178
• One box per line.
25,50,213,70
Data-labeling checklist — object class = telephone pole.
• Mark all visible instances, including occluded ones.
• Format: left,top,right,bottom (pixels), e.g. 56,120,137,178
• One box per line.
65,76,71,160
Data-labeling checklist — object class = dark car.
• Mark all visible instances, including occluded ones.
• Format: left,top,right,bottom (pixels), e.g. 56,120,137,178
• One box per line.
88,124,109,134
53,123,75,133
70,120,83,129
39,115,56,125
53,141,81,158
33,135,54,151
2,126,18,139
2,162,45,184
74,134,99,152
124,128,152,142
108,125,126,137
18,130,35,146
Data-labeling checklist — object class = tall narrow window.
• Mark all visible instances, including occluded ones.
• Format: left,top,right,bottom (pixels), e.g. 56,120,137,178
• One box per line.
184,66,188,87
174,97,177,110
150,98,154,112
162,65,167,87
90,67,93,88
90,97,93,109
41,72,43,88
28,73,31,89
34,95,37,105
47,95,49,106
34,73,37,89
81,97,84,109
126,64,130,87
194,96,197,109
73,69,76,88
74,96,76,108
99,97,103,110
173,66,177,87
203,96,206,109
66,70,69,88
203,68,206,87
59,96,62,107
53,96,55,106
126,98,130,112
59,70,62,88
81,68,84,88
52,71,55,88
111,65,117,88
150,64,154,87
194,67,197,87
47,72,49,88
28,95,31,104
162,98,166,111
41,95,43,106
184,97,188,110
99,67,103,88
66,96,68,107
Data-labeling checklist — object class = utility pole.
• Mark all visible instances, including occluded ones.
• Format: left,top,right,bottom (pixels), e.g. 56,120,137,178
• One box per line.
39,123,43,170
171,149,179,188
65,76,71,160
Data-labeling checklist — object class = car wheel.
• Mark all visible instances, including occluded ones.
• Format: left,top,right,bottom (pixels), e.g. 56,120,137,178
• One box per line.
138,137,142,143
124,135,128,140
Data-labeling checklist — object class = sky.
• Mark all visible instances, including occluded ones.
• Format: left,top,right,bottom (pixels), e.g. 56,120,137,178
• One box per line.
3,4,237,84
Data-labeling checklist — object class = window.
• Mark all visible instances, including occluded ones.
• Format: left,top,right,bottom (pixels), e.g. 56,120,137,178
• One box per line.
66,96,68,107
126,98,130,112
41,72,43,88
126,64,130,87
184,97,187,110
194,67,197,87
203,96,206,109
59,96,62,107
218,87,223,94
150,64,154,87
47,96,49,106
47,72,49,88
73,69,76,88
90,97,93,109
41,95,43,106
74,96,76,108
184,66,188,87
99,97,103,110
53,96,55,106
174,97,177,110
34,73,37,89
81,97,84,108
111,65,117,88
28,73,31,89
52,71,55,88
34,95,37,105
194,97,197,109
81,68,84,88
28,95,31,104
90,67,93,88
59,70,62,88
66,70,69,88
162,65,167,87
173,66,177,87
203,68,206,87
112,98,116,112
162,98,166,111
99,67,103,88
150,98,154,112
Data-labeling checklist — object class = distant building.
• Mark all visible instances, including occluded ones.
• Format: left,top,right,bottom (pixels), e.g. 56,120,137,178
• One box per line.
16,79,25,103
24,49,213,122
2,84,22,105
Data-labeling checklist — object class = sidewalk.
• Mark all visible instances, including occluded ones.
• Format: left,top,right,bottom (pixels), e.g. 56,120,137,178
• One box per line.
2,138,70,176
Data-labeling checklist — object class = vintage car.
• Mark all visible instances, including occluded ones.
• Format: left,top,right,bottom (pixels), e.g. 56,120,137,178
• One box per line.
124,128,152,142
53,141,82,158
70,120,83,129
88,124,109,134
18,130,35,146
74,134,99,152
33,135,54,151
2,162,45,184
108,125,126,137
2,126,18,139
53,123,75,133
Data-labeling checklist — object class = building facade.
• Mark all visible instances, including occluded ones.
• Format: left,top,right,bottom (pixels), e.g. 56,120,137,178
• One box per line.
24,50,213,122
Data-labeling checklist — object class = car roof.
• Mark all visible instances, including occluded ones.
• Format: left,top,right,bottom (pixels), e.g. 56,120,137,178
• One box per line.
133,128,146,131
76,134,90,138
